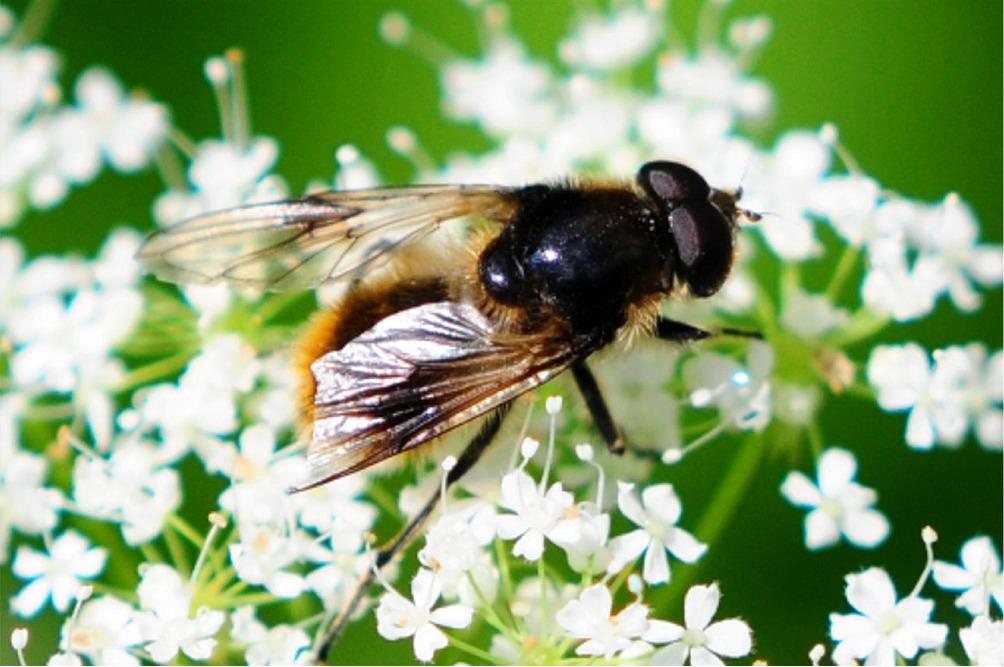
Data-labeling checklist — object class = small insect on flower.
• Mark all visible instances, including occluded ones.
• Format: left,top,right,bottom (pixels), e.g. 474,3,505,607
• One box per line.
137,160,758,657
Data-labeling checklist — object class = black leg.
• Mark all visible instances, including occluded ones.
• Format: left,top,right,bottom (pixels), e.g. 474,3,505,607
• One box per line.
718,327,764,340
571,360,624,454
656,316,762,342
316,403,511,662
655,316,712,342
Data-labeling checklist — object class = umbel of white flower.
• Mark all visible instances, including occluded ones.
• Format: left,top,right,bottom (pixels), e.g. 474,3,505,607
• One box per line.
781,447,890,550
607,482,707,584
829,567,948,665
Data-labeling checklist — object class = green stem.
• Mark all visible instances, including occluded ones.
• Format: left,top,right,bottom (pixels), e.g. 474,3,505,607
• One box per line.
465,574,509,635
823,308,890,348
826,244,861,303
449,634,499,665
164,522,191,576
167,512,207,548
256,291,309,323
9,0,58,48
112,350,195,393
659,434,765,604
694,433,765,552
807,418,825,460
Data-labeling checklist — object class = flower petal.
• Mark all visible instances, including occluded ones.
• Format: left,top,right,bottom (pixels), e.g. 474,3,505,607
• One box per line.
780,471,822,508
704,618,753,657
413,623,448,662
666,527,707,564
689,645,725,666
805,508,841,550
430,604,474,630
684,583,720,630
643,539,670,584
817,448,856,497
845,568,897,618
642,483,681,524
841,508,890,549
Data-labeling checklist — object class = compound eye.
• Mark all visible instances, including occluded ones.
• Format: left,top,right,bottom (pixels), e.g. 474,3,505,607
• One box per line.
638,161,711,207
670,202,734,297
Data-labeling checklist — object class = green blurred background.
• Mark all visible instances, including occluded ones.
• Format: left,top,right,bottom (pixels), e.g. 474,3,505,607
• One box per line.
3,1,1001,665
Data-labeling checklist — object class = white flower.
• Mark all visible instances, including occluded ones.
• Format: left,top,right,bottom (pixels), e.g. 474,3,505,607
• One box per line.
741,130,829,260
418,503,497,601
295,470,375,537
72,67,168,172
959,615,1003,667
139,334,259,462
9,282,141,395
213,424,304,526
495,468,573,561
559,6,662,71
655,48,773,121
903,194,1003,312
780,447,889,550
229,523,309,599
607,482,706,584
61,595,143,666
0,43,58,122
829,567,948,665
154,136,284,225
808,174,880,247
549,501,612,574
555,583,650,659
543,74,632,169
375,568,473,662
780,283,850,340
72,438,180,545
959,345,1003,451
135,564,226,664
931,535,1003,617
441,38,555,139
861,231,945,321
867,343,973,449
11,530,107,617
304,539,370,611
0,449,63,561
646,582,753,666
684,338,774,432
230,606,311,666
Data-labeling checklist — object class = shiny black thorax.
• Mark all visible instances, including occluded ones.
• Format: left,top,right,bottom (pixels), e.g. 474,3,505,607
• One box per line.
479,184,672,340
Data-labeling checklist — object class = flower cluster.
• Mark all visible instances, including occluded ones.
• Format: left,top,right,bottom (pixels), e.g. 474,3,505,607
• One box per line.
2,1,1001,666
828,529,1003,666
0,5,167,226
368,425,751,664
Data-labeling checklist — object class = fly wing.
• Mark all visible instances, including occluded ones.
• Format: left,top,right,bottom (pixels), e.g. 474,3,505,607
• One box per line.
137,185,513,292
290,301,598,491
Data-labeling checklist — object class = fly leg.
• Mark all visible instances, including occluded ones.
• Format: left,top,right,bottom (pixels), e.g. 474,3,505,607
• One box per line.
315,403,511,662
570,360,624,454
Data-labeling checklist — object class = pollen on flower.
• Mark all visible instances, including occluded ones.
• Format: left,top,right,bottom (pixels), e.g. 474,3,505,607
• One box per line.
335,143,361,165
10,627,28,651
387,126,418,155
520,436,539,460
379,12,411,45
204,56,230,85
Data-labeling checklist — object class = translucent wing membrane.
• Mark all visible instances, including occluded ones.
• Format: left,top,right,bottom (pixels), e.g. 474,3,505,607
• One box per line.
292,302,599,490
137,185,512,292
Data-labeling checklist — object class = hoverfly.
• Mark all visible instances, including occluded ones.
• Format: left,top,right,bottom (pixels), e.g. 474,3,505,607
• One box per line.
137,160,757,656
